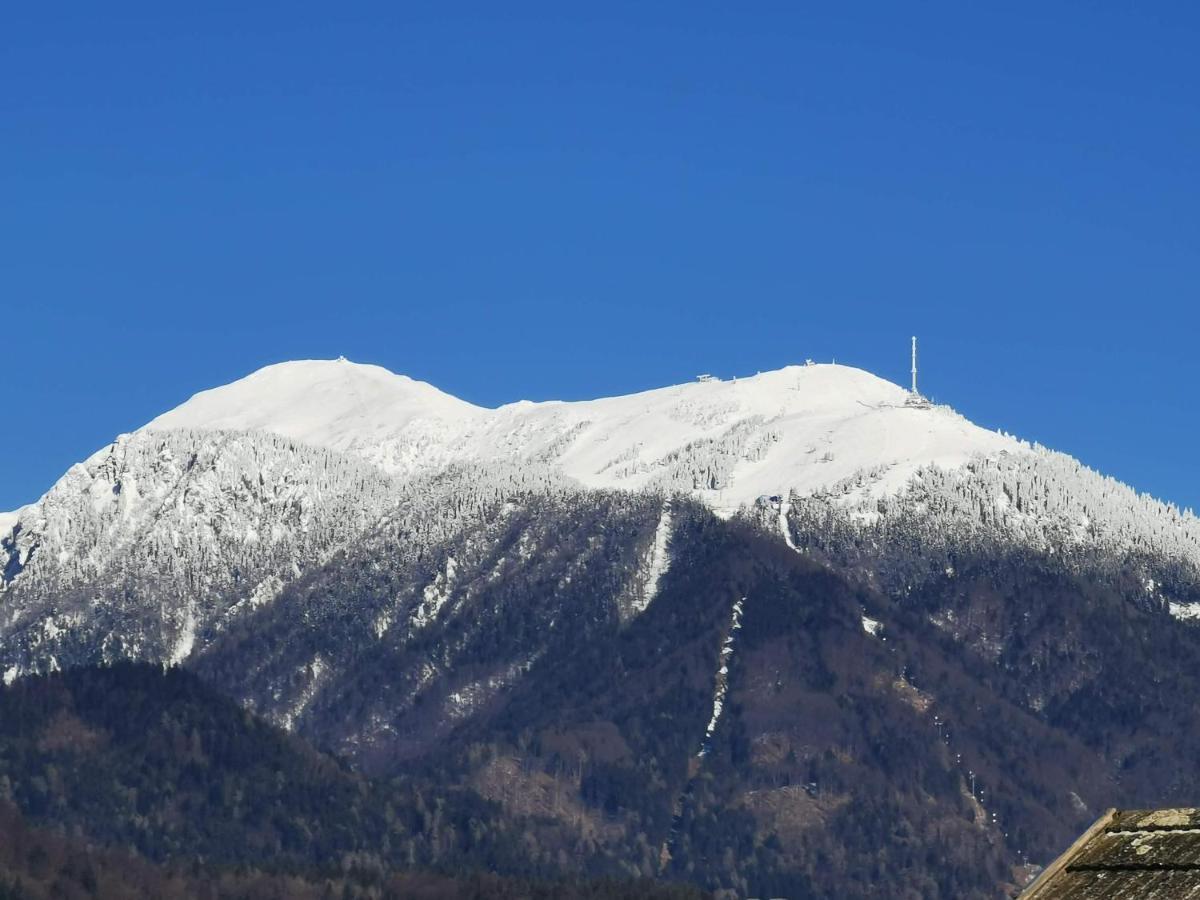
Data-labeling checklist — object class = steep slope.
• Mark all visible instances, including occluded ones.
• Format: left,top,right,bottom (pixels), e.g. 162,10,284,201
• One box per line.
192,489,668,761
0,429,403,680
777,448,1200,609
190,499,1200,898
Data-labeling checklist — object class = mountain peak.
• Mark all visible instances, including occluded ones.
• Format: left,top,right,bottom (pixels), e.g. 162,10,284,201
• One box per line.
144,358,484,451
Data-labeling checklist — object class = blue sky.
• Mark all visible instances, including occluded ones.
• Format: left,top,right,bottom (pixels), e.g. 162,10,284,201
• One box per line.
3,2,1198,511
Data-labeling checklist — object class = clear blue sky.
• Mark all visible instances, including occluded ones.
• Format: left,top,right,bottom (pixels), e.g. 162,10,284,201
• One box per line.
3,3,1198,512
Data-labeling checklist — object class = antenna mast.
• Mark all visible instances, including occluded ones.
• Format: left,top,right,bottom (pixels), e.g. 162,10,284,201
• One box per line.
905,336,930,408
911,336,918,395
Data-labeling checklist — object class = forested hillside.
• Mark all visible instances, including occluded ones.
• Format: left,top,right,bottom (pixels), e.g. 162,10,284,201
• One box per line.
0,663,707,899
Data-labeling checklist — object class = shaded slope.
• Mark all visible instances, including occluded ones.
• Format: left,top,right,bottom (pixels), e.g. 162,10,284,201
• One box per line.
0,664,711,898
190,497,1168,897
11,495,1200,896
0,662,533,875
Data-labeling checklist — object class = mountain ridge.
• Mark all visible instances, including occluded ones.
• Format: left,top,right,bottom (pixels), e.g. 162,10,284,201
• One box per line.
16,357,1028,513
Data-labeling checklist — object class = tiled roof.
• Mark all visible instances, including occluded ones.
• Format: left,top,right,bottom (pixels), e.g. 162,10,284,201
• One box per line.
1020,809,1200,899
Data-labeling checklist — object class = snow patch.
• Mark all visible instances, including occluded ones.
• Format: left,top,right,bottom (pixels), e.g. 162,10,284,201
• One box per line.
444,655,538,722
374,609,394,639
698,597,745,758
1169,601,1200,622
249,575,285,610
412,556,458,630
169,611,196,666
634,499,673,616
280,656,327,731
779,495,798,550
223,575,286,622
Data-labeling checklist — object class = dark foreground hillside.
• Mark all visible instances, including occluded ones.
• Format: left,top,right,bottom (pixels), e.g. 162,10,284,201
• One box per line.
0,663,706,900
0,806,703,899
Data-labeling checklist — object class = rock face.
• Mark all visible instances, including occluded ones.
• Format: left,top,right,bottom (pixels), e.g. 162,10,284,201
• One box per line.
6,357,1200,897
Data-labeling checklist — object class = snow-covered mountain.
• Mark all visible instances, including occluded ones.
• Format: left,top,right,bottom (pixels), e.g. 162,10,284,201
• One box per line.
144,357,1022,506
4,355,1200,682
11,356,1200,896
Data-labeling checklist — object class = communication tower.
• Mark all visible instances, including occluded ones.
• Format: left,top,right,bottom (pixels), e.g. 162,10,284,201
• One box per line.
904,336,931,408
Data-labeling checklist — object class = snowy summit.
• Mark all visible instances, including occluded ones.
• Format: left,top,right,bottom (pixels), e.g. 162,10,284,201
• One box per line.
139,358,1021,510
